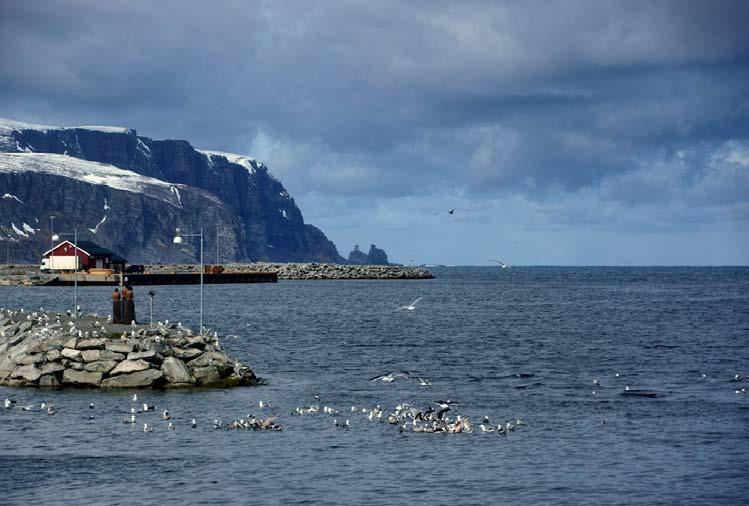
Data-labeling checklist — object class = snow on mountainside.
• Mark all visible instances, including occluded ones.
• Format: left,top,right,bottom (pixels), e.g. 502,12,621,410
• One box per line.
200,150,259,175
0,117,345,263
0,118,131,135
0,152,186,207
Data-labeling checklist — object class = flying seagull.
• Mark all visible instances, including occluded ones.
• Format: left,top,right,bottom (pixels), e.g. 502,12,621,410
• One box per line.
397,297,423,311
490,259,508,269
433,208,470,215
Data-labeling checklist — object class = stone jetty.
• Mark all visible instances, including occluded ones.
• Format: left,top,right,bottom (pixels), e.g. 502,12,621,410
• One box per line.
0,308,258,389
149,262,435,280
0,262,434,286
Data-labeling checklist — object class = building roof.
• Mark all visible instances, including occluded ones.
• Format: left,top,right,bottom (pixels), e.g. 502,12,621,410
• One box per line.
43,240,127,263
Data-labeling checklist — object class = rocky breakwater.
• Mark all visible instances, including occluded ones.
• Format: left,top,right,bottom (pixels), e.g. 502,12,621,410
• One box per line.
0,265,50,286
148,262,435,280
0,309,258,389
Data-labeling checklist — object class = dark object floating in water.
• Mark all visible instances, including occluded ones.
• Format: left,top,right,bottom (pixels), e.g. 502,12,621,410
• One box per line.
622,389,658,398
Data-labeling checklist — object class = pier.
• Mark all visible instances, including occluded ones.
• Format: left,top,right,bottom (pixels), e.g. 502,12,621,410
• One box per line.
44,271,278,286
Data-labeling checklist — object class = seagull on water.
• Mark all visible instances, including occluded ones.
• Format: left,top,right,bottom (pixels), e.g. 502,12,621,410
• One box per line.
397,297,423,311
143,423,154,433
434,400,458,420
370,371,411,383
191,419,197,428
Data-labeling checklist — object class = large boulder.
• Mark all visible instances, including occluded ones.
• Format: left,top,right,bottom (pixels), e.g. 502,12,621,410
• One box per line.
101,368,163,389
14,353,45,366
127,350,163,364
9,341,36,364
84,360,118,374
81,350,125,362
105,341,135,354
191,366,220,385
45,349,62,361
41,363,66,375
172,347,202,360
76,338,107,350
61,348,82,361
188,351,233,369
12,364,43,382
0,355,16,378
63,369,103,387
31,339,63,353
110,359,150,375
161,357,193,384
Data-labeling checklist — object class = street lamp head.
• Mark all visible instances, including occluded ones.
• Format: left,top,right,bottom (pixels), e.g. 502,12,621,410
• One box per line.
51,234,60,241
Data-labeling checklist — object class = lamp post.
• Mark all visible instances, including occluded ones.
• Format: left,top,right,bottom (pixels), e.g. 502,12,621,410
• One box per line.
52,227,78,319
147,290,156,327
173,227,203,335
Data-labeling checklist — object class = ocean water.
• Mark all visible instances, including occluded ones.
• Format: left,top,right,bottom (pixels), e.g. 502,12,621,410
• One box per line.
1,267,748,505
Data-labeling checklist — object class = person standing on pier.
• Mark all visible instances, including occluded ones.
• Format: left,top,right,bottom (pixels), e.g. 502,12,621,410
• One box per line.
122,284,136,324
111,288,121,324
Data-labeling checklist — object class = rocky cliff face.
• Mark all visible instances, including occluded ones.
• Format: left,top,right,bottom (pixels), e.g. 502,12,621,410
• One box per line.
0,119,344,264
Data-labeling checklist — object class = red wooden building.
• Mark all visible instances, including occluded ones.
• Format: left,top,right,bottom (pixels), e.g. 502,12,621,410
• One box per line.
41,240,126,272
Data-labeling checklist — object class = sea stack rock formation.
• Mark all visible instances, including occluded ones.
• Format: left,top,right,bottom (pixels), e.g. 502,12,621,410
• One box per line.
0,308,258,389
347,244,389,265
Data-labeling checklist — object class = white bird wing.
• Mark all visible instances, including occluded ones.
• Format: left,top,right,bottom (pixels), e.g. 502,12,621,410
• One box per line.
410,297,423,306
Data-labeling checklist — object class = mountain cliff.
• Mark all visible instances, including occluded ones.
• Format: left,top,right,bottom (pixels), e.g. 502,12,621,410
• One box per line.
0,119,344,264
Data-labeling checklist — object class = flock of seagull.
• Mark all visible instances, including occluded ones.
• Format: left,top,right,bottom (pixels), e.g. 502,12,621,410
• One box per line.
292,398,526,435
3,368,747,437
1,393,283,433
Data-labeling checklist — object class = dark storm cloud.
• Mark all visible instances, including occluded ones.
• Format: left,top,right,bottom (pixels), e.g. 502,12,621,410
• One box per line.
1,0,748,235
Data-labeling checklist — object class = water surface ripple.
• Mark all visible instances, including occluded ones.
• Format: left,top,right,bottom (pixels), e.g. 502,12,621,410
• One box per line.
1,267,748,505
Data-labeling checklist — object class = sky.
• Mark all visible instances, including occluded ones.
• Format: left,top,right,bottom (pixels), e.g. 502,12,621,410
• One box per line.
1,0,748,265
